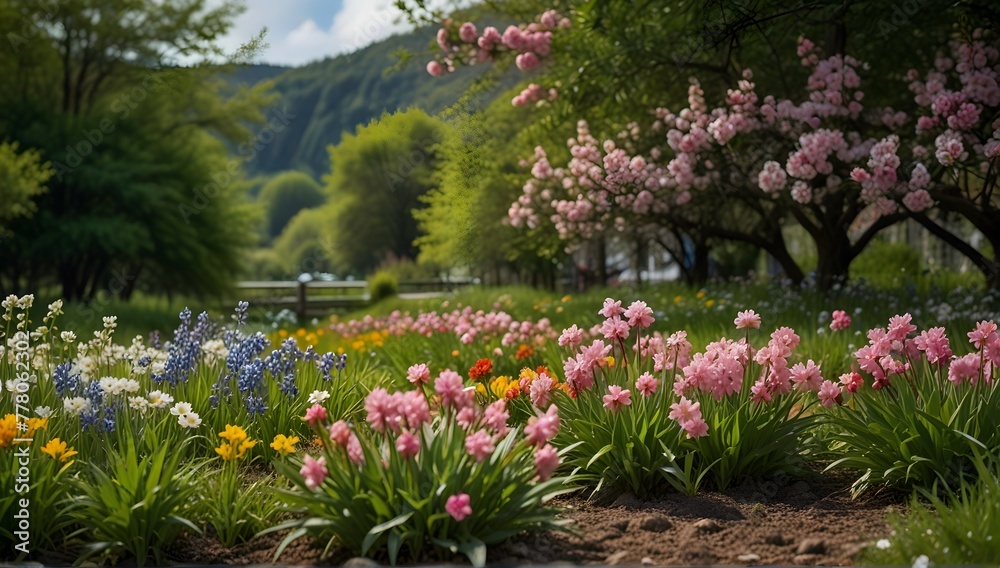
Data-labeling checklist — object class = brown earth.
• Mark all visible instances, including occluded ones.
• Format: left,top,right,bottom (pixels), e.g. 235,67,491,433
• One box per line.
167,469,903,566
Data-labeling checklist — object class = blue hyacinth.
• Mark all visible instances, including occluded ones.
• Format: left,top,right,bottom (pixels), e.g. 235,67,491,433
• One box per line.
53,362,80,397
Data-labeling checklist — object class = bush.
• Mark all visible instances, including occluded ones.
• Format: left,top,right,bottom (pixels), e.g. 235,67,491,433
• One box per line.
368,270,399,303
852,240,922,289
270,382,576,566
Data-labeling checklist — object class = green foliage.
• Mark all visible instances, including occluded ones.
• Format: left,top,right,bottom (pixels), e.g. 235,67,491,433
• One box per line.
368,270,400,303
70,435,203,566
271,207,334,276
0,443,79,559
195,463,286,547
269,403,577,566
852,240,922,289
259,171,325,240
323,109,448,275
0,141,52,234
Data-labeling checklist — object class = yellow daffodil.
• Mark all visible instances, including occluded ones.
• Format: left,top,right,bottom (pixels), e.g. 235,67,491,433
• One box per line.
605,356,616,368
41,438,78,462
216,424,256,461
270,434,299,456
490,376,512,398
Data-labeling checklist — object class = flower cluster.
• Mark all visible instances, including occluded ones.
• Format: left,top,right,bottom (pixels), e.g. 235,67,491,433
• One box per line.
215,424,257,461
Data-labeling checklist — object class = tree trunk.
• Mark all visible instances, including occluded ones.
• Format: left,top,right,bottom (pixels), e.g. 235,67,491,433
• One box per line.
814,236,852,292
595,238,608,287
691,238,710,286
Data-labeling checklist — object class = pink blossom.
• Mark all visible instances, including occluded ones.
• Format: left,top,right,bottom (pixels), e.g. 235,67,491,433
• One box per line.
668,396,702,425
364,388,398,433
515,52,540,70
839,372,863,394
535,444,560,481
446,493,473,522
458,22,478,43
601,317,630,340
734,309,761,329
329,420,351,446
456,406,478,430
914,327,953,364
968,320,998,350
624,301,655,328
558,324,584,348
465,429,496,462
887,313,917,342
346,432,365,465
602,385,632,412
902,189,934,212
299,455,328,489
751,377,772,405
790,359,823,391
682,417,709,439
948,353,980,385
436,28,450,51
530,372,555,407
304,403,327,427
635,372,659,396
482,400,509,434
426,60,445,77
406,363,431,384
818,380,842,407
435,370,468,409
524,404,560,446
599,298,625,319
396,430,421,460
400,390,431,429
770,327,801,349
830,310,851,331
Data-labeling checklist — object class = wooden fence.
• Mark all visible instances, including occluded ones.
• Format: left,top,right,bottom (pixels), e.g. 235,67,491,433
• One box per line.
235,278,477,318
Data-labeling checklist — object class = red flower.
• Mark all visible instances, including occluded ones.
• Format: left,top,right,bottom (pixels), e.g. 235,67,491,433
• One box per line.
515,344,534,360
468,358,493,381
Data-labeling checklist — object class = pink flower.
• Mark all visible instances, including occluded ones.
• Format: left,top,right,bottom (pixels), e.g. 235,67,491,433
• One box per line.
624,301,655,328
818,380,842,407
534,444,560,481
406,363,431,384
635,372,659,396
456,406,478,430
400,390,431,429
770,327,800,349
465,429,495,462
790,359,823,392
558,325,584,348
530,373,554,407
839,372,863,394
668,396,702,425
436,28,450,51
601,317,630,340
304,403,327,426
446,493,473,522
458,22,478,43
914,327,953,364
515,52,540,70
887,313,917,342
599,298,625,319
524,405,560,446
602,385,632,412
300,455,328,489
396,430,421,460
346,433,365,465
426,60,445,77
829,310,851,331
435,370,468,409
329,420,351,446
948,353,980,385
968,321,998,350
365,388,399,433
682,417,709,438
482,400,509,434
734,309,761,330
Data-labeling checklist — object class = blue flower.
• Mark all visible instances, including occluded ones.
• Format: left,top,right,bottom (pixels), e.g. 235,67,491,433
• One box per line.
53,362,80,397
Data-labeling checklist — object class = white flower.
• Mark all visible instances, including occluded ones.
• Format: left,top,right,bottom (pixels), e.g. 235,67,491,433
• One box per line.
99,376,118,395
912,554,930,568
5,380,22,393
121,379,141,393
177,412,202,428
102,316,118,329
202,339,230,365
308,390,331,404
148,390,174,408
61,331,76,343
63,397,92,416
128,396,149,414
170,401,193,416
876,539,891,550
34,406,52,418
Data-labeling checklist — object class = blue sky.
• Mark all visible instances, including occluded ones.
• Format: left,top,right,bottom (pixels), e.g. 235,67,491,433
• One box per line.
213,0,414,66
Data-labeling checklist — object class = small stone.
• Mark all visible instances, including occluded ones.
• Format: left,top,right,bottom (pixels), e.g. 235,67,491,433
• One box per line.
610,519,630,532
737,553,761,563
606,551,629,565
796,538,826,555
793,554,820,565
343,558,379,568
693,518,721,533
641,557,654,565
763,533,790,546
637,514,673,532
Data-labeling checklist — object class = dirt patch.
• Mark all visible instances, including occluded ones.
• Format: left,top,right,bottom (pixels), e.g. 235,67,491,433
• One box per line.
168,469,902,566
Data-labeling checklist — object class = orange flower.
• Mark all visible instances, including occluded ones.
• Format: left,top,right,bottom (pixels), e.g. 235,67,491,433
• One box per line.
505,386,521,400
469,358,493,381
515,344,534,360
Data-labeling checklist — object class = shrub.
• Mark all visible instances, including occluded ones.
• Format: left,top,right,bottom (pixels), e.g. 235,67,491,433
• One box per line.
823,315,1000,494
368,270,399,303
269,380,577,566
852,240,922,289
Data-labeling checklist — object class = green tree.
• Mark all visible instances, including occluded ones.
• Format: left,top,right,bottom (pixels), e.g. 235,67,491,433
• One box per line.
0,142,52,235
258,171,325,240
0,0,274,300
272,207,333,276
322,109,447,276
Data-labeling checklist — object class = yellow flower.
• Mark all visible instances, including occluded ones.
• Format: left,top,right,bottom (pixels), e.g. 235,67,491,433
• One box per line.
490,376,512,398
673,295,683,304
296,328,307,337
518,367,538,382
475,383,487,396
705,299,715,308
451,349,460,357
41,438,78,462
0,414,18,449
219,424,248,445
696,291,706,299
561,295,572,303
0,414,47,448
270,434,299,456
278,329,289,339
605,356,616,368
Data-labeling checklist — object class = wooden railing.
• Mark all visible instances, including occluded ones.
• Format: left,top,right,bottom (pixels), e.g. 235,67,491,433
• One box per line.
234,278,478,318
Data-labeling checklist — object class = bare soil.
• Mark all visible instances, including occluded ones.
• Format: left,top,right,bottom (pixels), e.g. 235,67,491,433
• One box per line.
167,469,902,566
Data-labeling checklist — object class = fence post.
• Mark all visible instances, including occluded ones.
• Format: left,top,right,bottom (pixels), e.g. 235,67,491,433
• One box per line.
296,280,307,321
